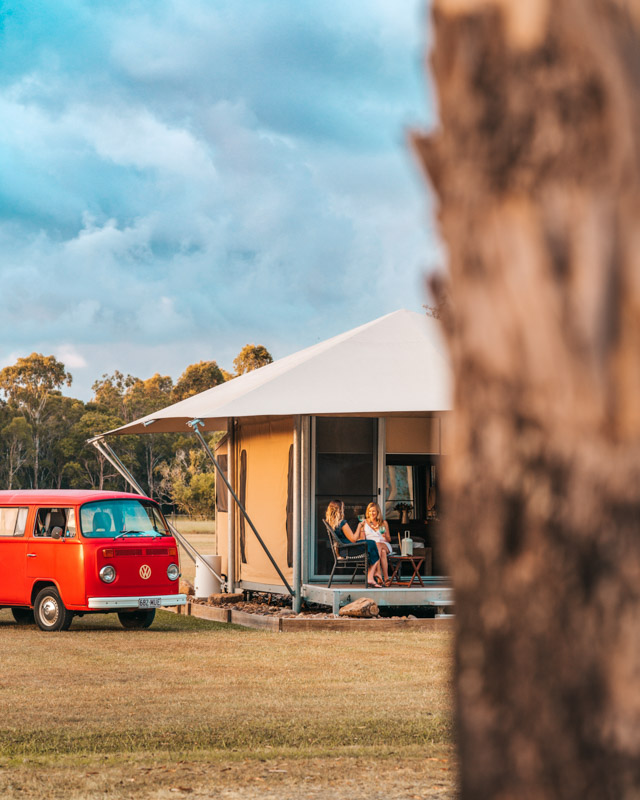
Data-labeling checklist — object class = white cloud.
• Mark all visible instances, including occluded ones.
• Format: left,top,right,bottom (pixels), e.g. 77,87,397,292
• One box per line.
55,345,87,369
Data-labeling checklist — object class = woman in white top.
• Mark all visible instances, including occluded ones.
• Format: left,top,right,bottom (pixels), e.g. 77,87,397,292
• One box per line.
356,501,393,586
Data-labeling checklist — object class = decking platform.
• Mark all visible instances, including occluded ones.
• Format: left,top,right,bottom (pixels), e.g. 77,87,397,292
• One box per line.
302,582,454,615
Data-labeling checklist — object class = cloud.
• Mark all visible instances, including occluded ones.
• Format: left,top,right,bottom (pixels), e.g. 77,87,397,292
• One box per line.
0,0,438,399
55,345,87,369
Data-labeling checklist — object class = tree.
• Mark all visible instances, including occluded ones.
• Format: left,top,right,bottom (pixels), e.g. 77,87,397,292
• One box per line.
172,361,226,402
233,344,273,376
159,447,216,518
0,354,72,487
124,374,174,499
37,394,85,489
59,409,127,490
124,374,173,420
0,416,33,489
90,372,175,497
413,1,640,797
91,371,137,421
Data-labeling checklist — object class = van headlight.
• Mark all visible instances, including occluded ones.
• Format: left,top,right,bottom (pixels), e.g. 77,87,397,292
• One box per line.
99,565,116,584
167,563,179,581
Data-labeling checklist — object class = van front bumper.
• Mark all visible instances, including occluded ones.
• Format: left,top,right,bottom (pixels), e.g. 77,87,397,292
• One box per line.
87,594,187,610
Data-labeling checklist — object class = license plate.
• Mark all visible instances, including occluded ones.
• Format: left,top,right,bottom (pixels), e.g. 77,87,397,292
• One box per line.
139,597,161,608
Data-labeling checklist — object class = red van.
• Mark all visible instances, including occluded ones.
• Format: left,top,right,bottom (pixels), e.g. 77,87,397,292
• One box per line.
0,490,186,631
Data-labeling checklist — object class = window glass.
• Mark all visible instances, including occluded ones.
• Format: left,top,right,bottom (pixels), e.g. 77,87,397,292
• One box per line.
65,509,77,538
385,465,415,519
15,507,28,535
215,454,228,513
79,500,169,539
0,507,20,536
384,458,441,522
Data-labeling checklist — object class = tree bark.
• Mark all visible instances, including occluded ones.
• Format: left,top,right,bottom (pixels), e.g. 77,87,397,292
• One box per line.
413,1,640,798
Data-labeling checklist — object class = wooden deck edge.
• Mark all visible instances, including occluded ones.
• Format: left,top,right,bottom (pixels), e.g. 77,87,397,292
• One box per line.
280,616,455,632
166,603,454,632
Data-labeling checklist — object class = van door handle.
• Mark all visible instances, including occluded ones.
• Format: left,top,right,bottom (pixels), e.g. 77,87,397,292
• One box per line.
27,553,37,558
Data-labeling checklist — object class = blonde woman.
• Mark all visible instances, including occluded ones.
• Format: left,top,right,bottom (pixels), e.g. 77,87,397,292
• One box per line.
357,502,393,586
325,500,382,587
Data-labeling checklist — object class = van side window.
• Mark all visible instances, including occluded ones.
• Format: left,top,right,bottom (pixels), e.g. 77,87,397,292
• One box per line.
0,507,28,537
16,507,28,535
66,509,77,538
34,507,76,538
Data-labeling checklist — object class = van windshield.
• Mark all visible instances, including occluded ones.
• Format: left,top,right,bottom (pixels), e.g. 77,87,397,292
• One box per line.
79,500,169,539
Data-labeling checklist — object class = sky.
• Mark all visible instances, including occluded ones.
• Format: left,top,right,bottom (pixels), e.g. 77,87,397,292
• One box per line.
0,0,439,400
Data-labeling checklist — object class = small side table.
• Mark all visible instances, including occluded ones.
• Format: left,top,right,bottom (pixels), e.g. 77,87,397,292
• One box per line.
388,555,425,587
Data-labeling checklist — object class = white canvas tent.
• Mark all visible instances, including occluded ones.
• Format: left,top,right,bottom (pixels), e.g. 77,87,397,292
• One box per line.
94,310,454,613
101,310,451,436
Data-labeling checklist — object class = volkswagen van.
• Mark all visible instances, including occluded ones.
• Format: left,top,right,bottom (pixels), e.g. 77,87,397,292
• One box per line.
0,490,186,631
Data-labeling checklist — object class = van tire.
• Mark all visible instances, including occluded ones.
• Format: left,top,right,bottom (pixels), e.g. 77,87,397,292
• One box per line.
117,609,156,629
33,587,74,632
11,607,35,625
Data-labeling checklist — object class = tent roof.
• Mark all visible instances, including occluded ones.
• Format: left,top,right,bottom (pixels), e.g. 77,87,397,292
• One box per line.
102,309,452,436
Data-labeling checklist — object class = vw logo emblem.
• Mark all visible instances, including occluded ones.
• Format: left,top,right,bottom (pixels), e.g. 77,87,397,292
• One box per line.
139,564,151,580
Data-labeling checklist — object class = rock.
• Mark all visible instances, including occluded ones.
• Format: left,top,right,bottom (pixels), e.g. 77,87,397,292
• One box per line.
407,614,417,619
207,592,244,605
179,579,194,597
339,597,379,618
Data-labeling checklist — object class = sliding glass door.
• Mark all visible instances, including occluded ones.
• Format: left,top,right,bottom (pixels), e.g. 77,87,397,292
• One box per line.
312,417,377,579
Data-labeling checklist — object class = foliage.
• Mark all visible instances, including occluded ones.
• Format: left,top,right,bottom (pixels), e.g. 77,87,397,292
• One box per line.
233,344,273,375
0,415,33,489
172,361,226,402
0,343,270,505
59,409,128,490
91,371,138,420
0,353,73,488
0,353,72,418
159,448,217,518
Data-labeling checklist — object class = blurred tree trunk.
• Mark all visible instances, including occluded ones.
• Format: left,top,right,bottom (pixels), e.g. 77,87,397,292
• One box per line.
413,1,640,798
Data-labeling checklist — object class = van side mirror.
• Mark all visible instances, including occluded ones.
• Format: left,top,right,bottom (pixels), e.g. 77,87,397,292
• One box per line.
51,527,62,540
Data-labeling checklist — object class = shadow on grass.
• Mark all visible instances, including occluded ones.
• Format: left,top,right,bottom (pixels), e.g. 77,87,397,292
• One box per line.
0,609,247,634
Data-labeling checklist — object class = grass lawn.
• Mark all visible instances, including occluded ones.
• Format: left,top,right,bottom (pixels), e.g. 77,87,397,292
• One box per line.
0,608,455,799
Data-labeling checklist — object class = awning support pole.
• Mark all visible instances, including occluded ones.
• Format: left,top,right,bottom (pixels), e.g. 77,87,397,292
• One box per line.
189,420,294,597
88,436,225,586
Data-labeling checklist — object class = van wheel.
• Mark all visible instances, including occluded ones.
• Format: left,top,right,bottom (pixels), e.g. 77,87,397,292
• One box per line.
118,609,156,629
11,607,35,625
33,587,73,632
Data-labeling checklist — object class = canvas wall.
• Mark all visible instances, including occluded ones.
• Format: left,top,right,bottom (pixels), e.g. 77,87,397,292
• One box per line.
215,418,294,588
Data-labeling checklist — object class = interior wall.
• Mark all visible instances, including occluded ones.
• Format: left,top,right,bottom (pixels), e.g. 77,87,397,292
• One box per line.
385,415,448,454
